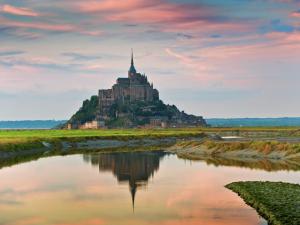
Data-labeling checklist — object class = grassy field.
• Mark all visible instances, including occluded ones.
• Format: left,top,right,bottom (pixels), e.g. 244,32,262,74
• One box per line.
226,181,300,225
0,128,204,141
0,127,300,152
1,126,299,140
0,128,207,151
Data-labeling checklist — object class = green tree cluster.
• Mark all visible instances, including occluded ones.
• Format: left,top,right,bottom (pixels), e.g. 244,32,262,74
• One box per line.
69,95,99,125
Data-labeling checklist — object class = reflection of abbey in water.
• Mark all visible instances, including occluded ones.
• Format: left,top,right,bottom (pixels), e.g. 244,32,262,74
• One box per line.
83,151,167,210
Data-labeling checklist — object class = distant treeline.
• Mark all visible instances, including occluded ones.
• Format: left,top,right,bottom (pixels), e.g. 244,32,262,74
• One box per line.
0,120,66,129
206,117,300,127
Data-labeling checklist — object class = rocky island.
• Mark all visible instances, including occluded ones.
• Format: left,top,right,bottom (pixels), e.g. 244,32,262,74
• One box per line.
65,51,207,129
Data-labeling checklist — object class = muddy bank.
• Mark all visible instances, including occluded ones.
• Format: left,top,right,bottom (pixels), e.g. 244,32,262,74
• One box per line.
62,136,180,150
168,140,300,171
206,128,300,139
0,136,204,169
2,134,300,171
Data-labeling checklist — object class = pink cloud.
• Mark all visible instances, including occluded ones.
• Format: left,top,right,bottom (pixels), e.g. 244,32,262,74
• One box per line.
163,20,254,35
290,10,300,18
80,30,103,36
0,20,103,38
76,0,155,12
164,31,300,89
8,217,45,225
1,1,252,38
74,0,250,34
165,48,193,66
105,3,212,24
266,31,300,43
165,48,218,81
1,4,39,17
0,17,103,37
53,219,105,225
0,18,75,32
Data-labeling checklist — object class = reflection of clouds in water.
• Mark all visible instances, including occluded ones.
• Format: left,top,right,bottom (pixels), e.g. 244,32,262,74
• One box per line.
0,152,297,225
0,182,75,197
0,199,22,206
0,188,23,206
9,217,105,225
159,160,265,225
0,188,15,195
7,217,45,225
52,219,106,225
69,192,123,202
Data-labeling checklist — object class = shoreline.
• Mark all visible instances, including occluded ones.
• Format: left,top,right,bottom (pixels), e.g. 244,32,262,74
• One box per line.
0,138,300,172
1,128,300,171
167,139,300,171
0,135,203,170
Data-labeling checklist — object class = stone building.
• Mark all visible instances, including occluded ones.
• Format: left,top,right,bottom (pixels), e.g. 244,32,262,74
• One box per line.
98,51,159,120
79,120,102,129
98,89,114,120
66,50,207,129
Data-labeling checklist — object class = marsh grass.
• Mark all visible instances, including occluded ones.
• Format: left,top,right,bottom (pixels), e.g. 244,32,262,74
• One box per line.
226,181,300,225
0,128,207,151
1,127,300,152
203,140,300,155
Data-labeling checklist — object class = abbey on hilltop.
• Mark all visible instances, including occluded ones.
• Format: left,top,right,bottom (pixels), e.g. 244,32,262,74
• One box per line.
98,51,159,120
66,51,207,129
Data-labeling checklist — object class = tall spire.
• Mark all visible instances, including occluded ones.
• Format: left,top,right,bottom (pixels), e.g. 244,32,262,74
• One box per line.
128,48,136,77
130,181,137,212
131,48,134,66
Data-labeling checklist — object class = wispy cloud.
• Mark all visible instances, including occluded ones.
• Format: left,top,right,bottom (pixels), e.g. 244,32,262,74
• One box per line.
62,52,102,61
0,27,43,39
0,4,39,17
1,0,300,118
75,0,157,13
0,18,76,32
0,50,25,57
0,54,104,74
74,0,250,34
290,9,300,18
164,28,300,90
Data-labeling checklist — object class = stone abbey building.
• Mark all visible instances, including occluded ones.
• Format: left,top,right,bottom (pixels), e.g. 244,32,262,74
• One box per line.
67,51,207,129
98,51,159,120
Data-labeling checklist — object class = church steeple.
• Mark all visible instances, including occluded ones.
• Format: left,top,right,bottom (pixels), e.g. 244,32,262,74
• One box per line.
128,49,136,78
131,49,134,66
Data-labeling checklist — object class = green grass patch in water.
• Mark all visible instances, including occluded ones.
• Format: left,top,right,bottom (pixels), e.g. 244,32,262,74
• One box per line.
226,181,300,225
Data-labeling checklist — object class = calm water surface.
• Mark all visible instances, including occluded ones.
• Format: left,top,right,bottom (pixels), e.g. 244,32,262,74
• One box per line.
0,151,299,225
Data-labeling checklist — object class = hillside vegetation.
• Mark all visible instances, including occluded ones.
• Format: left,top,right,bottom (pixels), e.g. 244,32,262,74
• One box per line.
66,96,206,127
68,95,99,125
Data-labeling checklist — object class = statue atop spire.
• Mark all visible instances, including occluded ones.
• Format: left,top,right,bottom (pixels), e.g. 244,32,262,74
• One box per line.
128,49,136,78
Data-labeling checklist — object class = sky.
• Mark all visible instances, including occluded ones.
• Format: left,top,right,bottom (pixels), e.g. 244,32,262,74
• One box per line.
0,0,300,120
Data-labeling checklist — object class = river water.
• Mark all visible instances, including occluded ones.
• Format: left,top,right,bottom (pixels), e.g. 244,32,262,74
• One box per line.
0,151,299,225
